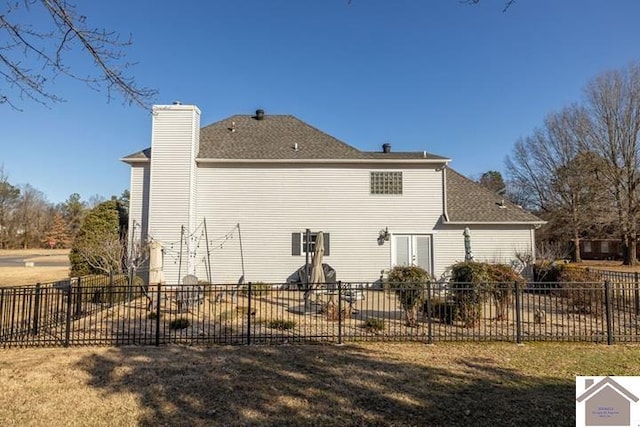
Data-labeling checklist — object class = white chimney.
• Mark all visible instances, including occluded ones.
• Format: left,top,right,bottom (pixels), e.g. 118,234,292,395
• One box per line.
148,104,201,283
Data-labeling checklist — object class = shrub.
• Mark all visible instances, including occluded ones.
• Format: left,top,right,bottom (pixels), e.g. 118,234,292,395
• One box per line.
449,263,488,327
533,261,564,284
267,319,296,330
532,263,603,313
77,274,143,305
361,318,385,332
429,299,457,325
319,300,350,321
169,318,190,330
556,266,603,314
485,263,521,320
449,262,523,327
239,282,272,296
387,265,431,327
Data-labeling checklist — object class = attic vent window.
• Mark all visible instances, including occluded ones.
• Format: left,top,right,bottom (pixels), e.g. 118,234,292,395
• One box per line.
370,171,403,195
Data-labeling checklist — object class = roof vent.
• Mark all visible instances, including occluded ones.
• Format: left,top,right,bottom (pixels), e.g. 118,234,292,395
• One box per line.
173,101,182,105
255,109,265,120
382,143,391,153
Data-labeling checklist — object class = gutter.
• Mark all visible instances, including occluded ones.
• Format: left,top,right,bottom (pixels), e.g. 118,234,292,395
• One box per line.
196,158,452,165
442,220,547,226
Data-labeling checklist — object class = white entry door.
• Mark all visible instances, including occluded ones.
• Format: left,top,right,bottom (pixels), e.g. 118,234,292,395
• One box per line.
393,234,432,273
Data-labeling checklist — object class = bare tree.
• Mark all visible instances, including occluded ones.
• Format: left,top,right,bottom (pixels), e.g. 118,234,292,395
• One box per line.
0,165,20,248
1,0,157,110
584,63,640,265
15,183,49,248
464,0,516,12
506,106,606,262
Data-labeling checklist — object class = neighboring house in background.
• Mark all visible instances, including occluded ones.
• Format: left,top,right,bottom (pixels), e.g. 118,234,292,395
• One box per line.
122,104,544,284
578,238,632,261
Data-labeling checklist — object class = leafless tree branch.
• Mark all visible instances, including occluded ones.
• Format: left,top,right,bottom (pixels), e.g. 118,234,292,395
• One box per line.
0,0,157,110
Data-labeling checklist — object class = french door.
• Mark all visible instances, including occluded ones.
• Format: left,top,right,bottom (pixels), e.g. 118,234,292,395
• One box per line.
392,234,432,274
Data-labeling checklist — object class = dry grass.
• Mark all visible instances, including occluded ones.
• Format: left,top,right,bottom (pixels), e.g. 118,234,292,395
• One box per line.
0,267,69,287
1,342,638,426
575,259,640,272
0,249,70,287
0,249,69,258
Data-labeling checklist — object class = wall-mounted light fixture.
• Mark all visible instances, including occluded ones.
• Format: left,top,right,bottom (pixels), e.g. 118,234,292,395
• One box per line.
378,227,390,245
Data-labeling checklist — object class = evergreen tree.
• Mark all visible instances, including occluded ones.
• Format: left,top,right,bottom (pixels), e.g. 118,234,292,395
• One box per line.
70,199,124,276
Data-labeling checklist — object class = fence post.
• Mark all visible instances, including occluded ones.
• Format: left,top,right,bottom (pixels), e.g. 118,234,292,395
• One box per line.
426,280,433,345
108,271,114,306
337,281,343,345
604,280,613,345
635,272,639,316
64,283,73,347
0,288,4,338
74,277,82,317
514,281,522,345
128,267,134,302
155,282,161,347
32,283,42,335
247,282,252,346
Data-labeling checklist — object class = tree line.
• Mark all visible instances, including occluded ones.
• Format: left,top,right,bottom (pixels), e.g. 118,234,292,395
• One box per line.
0,165,127,250
505,63,640,265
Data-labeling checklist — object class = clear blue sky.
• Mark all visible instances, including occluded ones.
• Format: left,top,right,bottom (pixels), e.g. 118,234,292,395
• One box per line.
3,0,640,204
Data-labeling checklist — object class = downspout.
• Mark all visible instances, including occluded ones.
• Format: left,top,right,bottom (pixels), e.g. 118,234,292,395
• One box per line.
441,165,449,222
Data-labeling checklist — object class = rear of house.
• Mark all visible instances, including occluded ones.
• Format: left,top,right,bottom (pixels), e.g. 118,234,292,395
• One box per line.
123,104,543,284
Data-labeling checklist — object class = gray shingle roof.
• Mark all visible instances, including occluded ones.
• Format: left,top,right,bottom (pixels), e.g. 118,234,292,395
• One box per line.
122,113,448,162
445,168,543,224
121,147,151,161
198,114,448,161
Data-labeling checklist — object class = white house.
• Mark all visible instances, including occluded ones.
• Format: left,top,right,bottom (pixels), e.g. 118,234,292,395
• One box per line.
122,104,543,285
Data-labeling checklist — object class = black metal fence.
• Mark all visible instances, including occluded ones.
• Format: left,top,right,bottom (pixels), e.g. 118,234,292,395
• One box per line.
1,276,639,347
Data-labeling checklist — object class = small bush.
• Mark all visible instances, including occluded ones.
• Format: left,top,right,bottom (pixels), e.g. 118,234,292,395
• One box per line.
449,262,490,327
532,263,603,314
77,274,144,305
268,319,296,330
557,266,603,314
239,282,272,296
429,300,458,324
169,318,190,330
361,318,385,332
147,311,158,320
449,262,523,327
318,299,351,321
388,265,431,327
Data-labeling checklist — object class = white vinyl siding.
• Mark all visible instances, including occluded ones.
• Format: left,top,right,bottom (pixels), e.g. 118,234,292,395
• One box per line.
433,225,535,278
147,105,200,283
195,164,443,283
128,164,150,242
